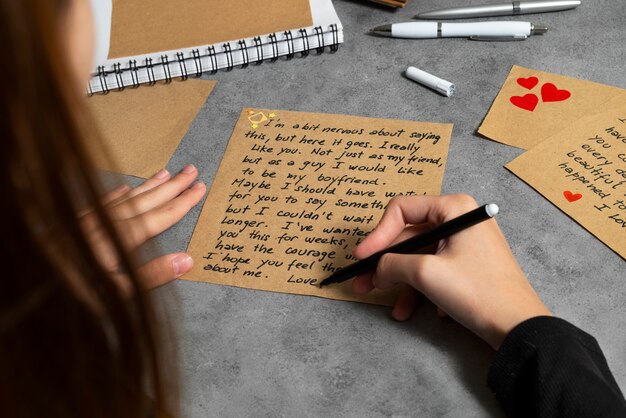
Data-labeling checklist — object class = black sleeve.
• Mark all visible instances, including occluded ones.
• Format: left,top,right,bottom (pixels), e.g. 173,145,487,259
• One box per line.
487,316,626,418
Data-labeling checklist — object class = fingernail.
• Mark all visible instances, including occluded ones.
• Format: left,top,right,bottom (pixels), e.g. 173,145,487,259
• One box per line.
182,164,196,174
192,181,205,190
172,254,193,277
153,169,169,179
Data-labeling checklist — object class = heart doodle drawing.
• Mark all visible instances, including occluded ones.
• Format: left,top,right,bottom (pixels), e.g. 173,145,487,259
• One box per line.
517,76,539,90
510,78,572,111
563,191,582,202
541,83,571,102
510,94,539,112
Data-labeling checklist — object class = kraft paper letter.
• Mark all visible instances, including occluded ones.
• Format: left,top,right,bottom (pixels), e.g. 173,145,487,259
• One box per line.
87,79,215,178
109,0,313,58
506,95,626,259
184,109,453,305
479,65,624,150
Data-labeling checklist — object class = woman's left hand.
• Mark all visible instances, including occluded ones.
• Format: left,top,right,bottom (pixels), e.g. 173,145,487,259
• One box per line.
81,164,206,289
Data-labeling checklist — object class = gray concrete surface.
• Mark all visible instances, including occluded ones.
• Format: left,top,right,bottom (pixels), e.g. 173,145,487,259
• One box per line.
143,0,625,416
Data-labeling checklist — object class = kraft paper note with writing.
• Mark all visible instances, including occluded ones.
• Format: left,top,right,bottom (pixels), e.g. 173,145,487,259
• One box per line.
478,65,624,150
184,109,453,305
87,79,215,179
109,0,312,58
506,95,626,259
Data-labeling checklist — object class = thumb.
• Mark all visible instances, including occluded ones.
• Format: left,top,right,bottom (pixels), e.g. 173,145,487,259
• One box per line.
138,252,194,289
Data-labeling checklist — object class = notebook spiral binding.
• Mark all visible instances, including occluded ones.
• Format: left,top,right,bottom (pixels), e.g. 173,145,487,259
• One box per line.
88,24,340,95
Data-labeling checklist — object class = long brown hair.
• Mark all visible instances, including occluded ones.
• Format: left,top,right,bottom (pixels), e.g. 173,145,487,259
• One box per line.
0,1,171,416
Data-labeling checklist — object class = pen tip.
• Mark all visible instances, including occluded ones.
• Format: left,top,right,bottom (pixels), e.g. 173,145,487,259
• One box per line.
371,24,392,37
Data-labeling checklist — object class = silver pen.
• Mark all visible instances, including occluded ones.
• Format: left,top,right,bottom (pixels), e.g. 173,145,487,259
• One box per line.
414,0,581,19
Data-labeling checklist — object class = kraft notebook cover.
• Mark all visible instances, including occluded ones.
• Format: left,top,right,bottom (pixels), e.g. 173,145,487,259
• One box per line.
88,0,343,93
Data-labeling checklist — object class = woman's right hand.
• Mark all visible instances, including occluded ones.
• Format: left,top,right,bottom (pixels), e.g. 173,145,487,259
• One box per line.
351,194,551,349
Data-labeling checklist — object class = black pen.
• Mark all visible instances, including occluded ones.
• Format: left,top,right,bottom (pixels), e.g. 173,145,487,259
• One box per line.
319,204,499,287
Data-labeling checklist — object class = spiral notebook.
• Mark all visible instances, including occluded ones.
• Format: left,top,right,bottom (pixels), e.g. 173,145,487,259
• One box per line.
89,0,343,94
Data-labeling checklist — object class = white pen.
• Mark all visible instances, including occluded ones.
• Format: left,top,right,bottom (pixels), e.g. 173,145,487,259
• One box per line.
371,21,548,41
415,0,581,20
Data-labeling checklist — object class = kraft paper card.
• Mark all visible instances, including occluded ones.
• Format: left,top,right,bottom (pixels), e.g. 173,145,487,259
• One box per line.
109,0,312,58
88,79,215,179
506,95,626,259
479,65,624,150
185,109,453,305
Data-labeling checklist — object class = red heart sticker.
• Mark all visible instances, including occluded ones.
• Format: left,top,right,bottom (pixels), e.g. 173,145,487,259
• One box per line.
563,191,582,202
541,83,571,102
517,76,539,90
510,94,539,112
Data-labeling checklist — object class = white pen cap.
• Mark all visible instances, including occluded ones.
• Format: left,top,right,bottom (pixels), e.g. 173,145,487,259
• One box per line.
406,66,455,97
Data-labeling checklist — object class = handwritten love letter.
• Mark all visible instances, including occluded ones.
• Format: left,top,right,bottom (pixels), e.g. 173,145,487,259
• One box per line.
479,65,624,150
184,109,453,305
506,95,626,259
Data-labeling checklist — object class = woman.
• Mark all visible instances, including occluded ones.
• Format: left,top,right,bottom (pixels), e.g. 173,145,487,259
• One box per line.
1,1,624,417
1,0,204,416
